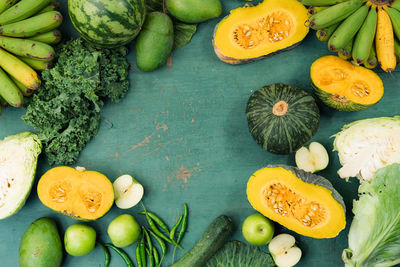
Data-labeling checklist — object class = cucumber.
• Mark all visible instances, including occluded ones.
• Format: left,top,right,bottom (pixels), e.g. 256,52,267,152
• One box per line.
328,5,369,51
171,215,234,267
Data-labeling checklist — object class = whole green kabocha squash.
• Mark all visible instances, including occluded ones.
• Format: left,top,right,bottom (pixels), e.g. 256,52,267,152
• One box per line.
68,0,146,48
246,83,320,154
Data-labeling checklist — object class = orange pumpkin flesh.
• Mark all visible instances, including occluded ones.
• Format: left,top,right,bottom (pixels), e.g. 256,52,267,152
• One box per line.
37,166,114,220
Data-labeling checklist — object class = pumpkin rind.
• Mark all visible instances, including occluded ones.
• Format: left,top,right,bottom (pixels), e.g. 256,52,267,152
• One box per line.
247,165,346,239
37,166,114,220
310,55,384,111
246,83,320,154
212,0,309,64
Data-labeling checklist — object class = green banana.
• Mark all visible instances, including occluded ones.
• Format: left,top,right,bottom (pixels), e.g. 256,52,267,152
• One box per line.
0,95,7,107
10,75,33,96
0,0,52,25
386,8,400,40
308,6,329,16
328,5,369,51
394,38,400,62
0,0,19,15
0,11,63,38
18,56,53,71
0,36,55,61
316,23,339,42
364,44,378,69
391,0,400,12
338,37,354,60
300,0,348,6
37,2,59,15
309,0,363,30
352,7,377,64
29,30,62,45
0,68,23,107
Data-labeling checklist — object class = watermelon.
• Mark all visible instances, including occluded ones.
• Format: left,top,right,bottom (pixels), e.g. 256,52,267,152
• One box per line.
246,83,320,154
68,0,146,48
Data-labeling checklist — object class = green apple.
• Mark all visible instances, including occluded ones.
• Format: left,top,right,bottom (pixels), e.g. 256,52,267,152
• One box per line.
64,224,96,256
107,214,141,248
113,174,144,209
269,234,302,267
242,213,274,246
295,142,329,173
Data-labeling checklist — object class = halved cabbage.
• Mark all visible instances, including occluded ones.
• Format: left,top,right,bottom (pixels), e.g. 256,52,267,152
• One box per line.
0,132,42,219
333,117,400,181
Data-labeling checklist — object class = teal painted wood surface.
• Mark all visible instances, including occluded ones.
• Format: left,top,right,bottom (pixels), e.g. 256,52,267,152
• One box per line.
0,0,399,266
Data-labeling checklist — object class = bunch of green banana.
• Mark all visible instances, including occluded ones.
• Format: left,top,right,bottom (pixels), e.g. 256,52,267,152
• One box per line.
303,0,400,73
0,0,62,114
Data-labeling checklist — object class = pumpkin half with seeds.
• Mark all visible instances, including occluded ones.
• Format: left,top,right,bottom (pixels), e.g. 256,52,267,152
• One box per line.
37,166,114,220
311,55,384,111
247,165,346,239
212,0,309,64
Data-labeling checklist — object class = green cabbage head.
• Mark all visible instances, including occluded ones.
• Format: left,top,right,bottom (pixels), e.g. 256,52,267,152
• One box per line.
334,116,400,181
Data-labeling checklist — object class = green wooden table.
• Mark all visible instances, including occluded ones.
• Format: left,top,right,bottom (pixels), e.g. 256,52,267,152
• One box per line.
1,0,399,266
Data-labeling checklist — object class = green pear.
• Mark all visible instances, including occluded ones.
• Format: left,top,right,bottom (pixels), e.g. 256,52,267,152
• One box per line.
166,0,222,23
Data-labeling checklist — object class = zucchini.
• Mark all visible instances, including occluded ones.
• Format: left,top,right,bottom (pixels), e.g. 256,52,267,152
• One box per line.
171,215,234,267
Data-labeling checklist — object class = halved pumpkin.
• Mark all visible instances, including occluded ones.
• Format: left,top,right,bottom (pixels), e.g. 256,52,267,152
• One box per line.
311,55,384,111
212,0,309,64
247,165,346,238
37,166,114,220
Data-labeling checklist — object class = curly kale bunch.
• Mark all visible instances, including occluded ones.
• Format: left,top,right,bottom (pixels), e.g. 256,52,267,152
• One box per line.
23,38,130,165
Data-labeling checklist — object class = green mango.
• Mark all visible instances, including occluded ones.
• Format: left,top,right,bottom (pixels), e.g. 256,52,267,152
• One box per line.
19,217,63,267
136,12,174,72
166,0,222,23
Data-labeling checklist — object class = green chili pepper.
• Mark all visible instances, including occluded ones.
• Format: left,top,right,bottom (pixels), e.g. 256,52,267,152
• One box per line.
138,211,170,234
142,227,153,255
146,248,155,267
169,215,183,241
172,203,189,264
152,247,160,267
177,203,189,244
148,228,167,266
104,243,134,267
136,244,142,267
97,242,110,267
139,235,146,267
147,215,182,248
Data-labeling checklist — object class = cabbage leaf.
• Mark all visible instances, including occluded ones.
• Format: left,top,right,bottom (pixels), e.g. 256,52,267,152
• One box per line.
206,241,274,267
343,164,400,267
334,116,400,181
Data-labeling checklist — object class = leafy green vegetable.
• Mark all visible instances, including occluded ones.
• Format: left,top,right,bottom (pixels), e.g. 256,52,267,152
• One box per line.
206,241,274,267
22,38,130,165
173,22,197,50
145,0,197,50
343,164,400,267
